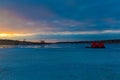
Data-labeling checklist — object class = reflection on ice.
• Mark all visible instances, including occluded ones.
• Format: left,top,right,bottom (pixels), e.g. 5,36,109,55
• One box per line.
0,45,47,49
0,45,14,48
0,44,82,49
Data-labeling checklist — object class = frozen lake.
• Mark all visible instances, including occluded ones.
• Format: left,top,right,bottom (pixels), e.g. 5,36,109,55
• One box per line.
0,44,120,80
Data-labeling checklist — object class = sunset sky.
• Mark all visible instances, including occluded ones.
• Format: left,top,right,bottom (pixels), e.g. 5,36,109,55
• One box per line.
0,0,120,41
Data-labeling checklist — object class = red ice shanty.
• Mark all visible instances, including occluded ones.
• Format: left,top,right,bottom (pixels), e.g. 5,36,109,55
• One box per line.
91,42,105,48
86,42,105,48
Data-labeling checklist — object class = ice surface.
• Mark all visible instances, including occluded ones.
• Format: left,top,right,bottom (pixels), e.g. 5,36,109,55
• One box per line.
0,44,120,80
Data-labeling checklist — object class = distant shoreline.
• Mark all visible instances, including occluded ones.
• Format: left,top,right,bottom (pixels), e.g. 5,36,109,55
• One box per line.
0,39,120,45
56,39,120,44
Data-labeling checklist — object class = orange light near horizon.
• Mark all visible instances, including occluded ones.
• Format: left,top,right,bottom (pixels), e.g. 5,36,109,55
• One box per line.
0,33,12,37
0,33,23,38
0,33,35,38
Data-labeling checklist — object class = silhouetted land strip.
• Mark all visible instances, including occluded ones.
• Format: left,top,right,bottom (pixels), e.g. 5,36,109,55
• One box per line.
0,39,120,45
0,39,49,45
56,39,120,44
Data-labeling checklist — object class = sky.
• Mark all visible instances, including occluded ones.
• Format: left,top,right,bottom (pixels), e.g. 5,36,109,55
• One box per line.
0,0,120,42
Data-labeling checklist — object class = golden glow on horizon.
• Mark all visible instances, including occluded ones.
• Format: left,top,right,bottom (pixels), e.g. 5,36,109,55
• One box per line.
0,33,12,37
0,33,34,38
0,33,20,37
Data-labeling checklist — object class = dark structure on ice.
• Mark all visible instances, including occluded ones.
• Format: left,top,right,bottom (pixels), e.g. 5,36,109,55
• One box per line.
86,42,105,48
